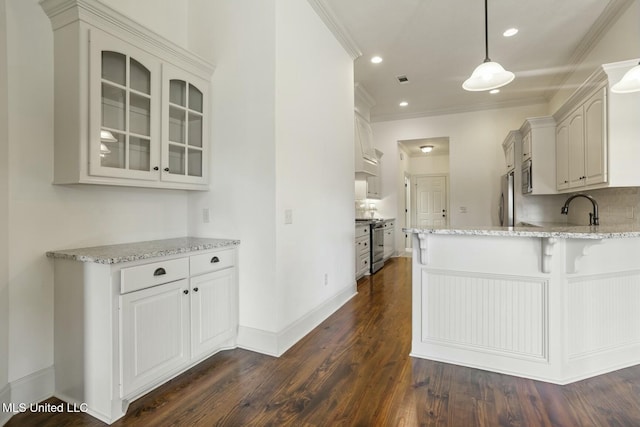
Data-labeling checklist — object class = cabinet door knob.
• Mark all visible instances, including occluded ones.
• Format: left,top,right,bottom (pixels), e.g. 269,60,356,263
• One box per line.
153,166,159,171
183,289,189,295
210,256,220,263
164,167,170,172
153,268,166,276
193,287,199,292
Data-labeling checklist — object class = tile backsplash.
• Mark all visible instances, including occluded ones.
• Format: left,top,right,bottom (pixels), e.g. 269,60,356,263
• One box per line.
567,187,640,225
518,187,640,226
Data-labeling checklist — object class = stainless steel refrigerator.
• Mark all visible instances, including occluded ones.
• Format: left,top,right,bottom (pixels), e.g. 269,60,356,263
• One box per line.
499,171,514,226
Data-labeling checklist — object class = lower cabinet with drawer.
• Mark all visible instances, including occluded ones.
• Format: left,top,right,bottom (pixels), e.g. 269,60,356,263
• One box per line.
48,238,239,425
355,223,371,279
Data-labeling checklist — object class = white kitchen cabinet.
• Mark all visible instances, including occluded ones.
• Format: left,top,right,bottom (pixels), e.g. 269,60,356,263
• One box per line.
383,219,395,261
555,120,570,190
355,223,371,279
121,279,190,397
554,84,607,192
502,131,518,172
519,116,557,195
190,268,237,359
355,149,383,199
161,65,209,185
48,238,239,424
41,0,214,190
366,175,381,199
521,131,532,161
354,112,379,176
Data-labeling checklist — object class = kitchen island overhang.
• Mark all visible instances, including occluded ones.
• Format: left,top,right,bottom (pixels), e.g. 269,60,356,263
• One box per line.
404,225,640,385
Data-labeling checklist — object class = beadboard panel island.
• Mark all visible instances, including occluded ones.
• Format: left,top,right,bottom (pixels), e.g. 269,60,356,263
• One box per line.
404,224,640,385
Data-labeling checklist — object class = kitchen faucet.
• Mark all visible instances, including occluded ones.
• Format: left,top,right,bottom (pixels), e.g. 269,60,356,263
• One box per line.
561,193,599,225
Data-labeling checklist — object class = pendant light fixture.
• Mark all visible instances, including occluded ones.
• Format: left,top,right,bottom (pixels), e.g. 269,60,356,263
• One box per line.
463,0,514,92
611,61,640,93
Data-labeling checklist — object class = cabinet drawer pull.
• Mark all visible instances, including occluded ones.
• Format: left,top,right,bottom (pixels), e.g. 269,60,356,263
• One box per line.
210,256,220,264
153,268,166,276
183,289,189,295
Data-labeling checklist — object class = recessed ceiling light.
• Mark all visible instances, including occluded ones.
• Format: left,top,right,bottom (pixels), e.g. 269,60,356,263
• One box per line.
371,56,383,64
490,89,500,94
503,28,518,37
420,145,434,153
399,101,408,107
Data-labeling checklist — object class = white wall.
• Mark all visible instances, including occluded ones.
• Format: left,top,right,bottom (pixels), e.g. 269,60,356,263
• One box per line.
549,0,640,113
410,154,450,175
187,0,279,336
274,0,355,331
103,0,189,49
372,103,548,235
0,0,10,412
5,0,191,398
187,0,355,355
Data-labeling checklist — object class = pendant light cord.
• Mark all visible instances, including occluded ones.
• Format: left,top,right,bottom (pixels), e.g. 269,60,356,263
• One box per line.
484,0,490,62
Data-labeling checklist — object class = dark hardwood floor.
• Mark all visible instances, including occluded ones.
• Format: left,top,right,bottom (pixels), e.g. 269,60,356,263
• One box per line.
7,257,640,426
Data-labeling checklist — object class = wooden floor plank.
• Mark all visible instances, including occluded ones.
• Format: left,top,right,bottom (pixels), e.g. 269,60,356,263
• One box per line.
6,257,640,426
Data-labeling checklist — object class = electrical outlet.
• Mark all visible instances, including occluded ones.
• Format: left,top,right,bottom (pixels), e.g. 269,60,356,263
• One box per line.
202,208,210,223
284,209,293,224
324,273,328,286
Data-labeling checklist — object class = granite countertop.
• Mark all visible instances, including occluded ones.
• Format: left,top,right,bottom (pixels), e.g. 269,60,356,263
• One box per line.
403,223,640,240
355,217,396,223
46,237,240,264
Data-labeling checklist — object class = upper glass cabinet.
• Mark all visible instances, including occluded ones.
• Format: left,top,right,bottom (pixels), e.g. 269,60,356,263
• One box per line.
162,64,208,185
41,0,214,190
89,30,160,181
100,52,152,172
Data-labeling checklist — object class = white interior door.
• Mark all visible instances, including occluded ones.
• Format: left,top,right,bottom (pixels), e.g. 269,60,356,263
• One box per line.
415,175,448,227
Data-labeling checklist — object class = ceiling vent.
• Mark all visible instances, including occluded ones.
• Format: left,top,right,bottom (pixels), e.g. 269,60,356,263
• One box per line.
396,75,409,84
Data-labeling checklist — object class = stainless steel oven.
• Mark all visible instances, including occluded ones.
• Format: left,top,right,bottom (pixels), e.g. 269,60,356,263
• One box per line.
371,221,385,273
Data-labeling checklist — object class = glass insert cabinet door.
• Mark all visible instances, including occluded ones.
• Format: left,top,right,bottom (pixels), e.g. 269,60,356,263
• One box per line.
161,64,208,184
89,29,160,180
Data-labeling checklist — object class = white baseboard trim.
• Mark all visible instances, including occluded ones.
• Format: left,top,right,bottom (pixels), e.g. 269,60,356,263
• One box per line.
10,366,54,409
0,383,11,427
238,283,357,357
0,367,54,427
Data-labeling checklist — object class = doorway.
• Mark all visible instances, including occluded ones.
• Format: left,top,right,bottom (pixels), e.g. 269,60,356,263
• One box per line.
414,175,449,227
404,173,411,251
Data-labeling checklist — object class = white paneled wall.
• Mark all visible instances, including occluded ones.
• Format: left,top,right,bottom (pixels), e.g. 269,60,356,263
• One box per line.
568,271,640,358
422,270,548,360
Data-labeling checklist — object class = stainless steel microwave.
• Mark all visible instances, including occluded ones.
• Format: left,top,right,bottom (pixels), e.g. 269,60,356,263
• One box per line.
522,159,532,194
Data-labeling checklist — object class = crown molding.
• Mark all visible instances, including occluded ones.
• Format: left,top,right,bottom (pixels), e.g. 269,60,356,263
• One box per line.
307,0,362,60
40,0,215,78
543,0,635,100
354,82,376,109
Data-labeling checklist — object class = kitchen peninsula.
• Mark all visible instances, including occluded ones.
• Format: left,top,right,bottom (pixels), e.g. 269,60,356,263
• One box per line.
404,224,640,384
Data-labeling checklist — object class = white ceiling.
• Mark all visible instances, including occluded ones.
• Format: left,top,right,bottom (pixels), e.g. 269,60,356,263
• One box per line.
320,0,634,122
398,137,449,157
